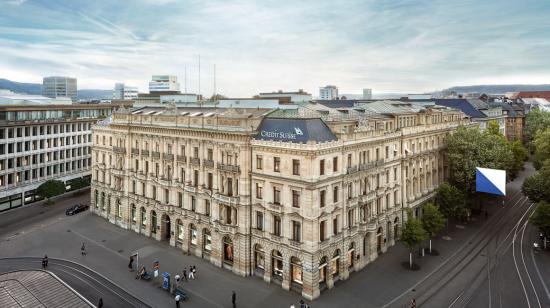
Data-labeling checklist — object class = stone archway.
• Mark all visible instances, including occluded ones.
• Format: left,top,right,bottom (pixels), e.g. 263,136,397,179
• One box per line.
160,214,171,241
377,227,383,254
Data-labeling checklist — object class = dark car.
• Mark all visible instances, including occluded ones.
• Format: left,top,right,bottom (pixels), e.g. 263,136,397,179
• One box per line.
65,203,89,215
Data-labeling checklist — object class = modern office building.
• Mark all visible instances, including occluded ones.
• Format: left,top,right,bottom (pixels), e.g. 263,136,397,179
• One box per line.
149,75,180,93
319,85,338,100
42,76,77,101
113,83,138,100
0,99,114,212
363,88,372,100
257,90,312,103
91,102,470,299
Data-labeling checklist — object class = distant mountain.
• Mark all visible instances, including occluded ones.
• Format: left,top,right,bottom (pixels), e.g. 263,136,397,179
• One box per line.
442,84,550,95
0,78,112,100
0,78,42,95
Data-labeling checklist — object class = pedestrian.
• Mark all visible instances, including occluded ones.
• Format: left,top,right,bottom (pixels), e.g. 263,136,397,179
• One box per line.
128,255,134,271
290,304,295,308
175,294,181,308
232,290,236,308
42,255,48,269
410,298,416,308
98,298,103,308
182,267,188,282
175,274,181,287
192,265,197,279
81,243,86,255
299,299,307,308
189,266,195,280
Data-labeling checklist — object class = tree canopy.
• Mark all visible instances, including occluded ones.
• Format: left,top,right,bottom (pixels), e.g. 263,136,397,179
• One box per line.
531,202,550,238
70,177,90,190
437,182,467,219
522,162,550,203
421,203,446,237
401,210,428,252
37,180,66,199
534,127,550,169
525,109,550,144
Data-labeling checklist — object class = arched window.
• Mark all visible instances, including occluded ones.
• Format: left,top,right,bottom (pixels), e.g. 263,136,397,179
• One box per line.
331,249,340,277
131,204,136,223
223,236,233,264
203,229,212,253
272,250,283,278
176,219,184,242
151,211,157,233
319,256,328,285
189,224,197,246
115,199,121,218
101,192,106,211
254,244,265,271
291,257,303,285
94,190,99,208
140,207,146,226
347,242,355,268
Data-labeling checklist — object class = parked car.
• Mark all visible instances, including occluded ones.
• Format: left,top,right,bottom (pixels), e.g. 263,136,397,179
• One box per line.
65,203,89,215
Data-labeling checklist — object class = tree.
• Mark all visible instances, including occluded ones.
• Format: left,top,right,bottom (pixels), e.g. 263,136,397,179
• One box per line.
531,202,550,242
37,180,66,202
70,177,90,191
510,140,529,178
534,127,550,169
485,120,501,136
525,108,550,144
421,203,446,253
401,209,428,269
437,182,466,223
522,163,550,203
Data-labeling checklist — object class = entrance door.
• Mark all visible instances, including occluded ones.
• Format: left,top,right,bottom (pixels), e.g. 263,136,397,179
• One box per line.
165,216,171,240
377,227,383,253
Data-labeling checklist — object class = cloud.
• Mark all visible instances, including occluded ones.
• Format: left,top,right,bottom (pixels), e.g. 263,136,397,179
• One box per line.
0,0,549,96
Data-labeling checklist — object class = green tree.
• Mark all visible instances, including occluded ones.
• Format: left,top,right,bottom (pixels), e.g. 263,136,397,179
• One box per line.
401,209,428,269
70,177,90,190
421,203,446,253
525,108,550,144
510,140,529,178
437,182,466,222
37,180,66,202
445,126,514,194
531,202,550,240
522,163,550,203
534,127,550,169
485,120,501,136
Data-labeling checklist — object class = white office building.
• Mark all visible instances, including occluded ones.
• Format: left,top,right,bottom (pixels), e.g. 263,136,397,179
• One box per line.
363,89,372,100
42,76,77,101
319,85,338,100
113,83,138,100
149,75,180,93
258,89,312,103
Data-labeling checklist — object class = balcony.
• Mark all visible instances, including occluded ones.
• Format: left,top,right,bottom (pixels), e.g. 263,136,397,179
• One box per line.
151,151,160,159
270,233,283,242
347,165,358,174
213,193,239,204
141,150,149,157
113,146,125,154
131,148,139,155
359,161,376,171
163,154,174,161
289,239,302,249
374,159,385,167
190,157,201,166
217,163,240,173
176,155,186,163
203,159,214,168
214,220,237,234
252,228,264,237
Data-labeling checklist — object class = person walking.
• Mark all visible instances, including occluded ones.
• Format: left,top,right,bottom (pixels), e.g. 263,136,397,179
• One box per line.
299,299,308,308
290,304,296,308
128,255,134,271
97,298,103,308
188,265,195,280
42,255,48,269
175,294,181,308
81,242,86,255
175,274,181,287
410,298,416,308
192,265,197,279
182,267,188,282
231,291,236,308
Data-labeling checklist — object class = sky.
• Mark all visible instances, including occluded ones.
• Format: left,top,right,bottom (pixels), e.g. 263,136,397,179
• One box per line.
0,0,549,97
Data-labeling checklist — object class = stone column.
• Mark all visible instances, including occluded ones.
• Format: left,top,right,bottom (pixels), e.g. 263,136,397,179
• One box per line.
281,258,291,291
302,259,319,300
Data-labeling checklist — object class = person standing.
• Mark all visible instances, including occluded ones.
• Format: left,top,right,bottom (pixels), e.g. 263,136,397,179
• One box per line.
189,266,195,280
182,267,188,282
175,294,181,308
42,255,48,269
98,298,103,308
410,298,416,308
232,290,236,308
81,243,86,255
175,274,181,287
128,256,134,271
191,265,196,279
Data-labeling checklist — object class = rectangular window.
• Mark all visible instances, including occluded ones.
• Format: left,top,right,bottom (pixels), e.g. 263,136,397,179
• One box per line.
333,157,338,172
191,196,196,212
207,173,213,189
320,190,326,207
333,217,338,235
274,157,280,172
193,147,199,158
292,159,300,175
320,221,326,241
273,215,281,236
256,155,263,170
207,148,213,160
292,221,301,242
320,159,325,175
292,190,300,208
273,187,280,204
333,186,339,203
256,212,264,230
205,200,210,216
178,192,183,207
164,189,169,204
256,183,263,199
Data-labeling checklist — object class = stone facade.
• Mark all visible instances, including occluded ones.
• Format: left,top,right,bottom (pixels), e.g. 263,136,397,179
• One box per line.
91,104,470,300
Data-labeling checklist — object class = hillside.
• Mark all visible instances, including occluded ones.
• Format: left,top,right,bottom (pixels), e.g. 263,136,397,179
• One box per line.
0,78,112,100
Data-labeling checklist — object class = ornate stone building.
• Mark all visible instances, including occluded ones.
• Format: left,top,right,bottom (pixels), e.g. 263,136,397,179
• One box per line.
91,101,470,300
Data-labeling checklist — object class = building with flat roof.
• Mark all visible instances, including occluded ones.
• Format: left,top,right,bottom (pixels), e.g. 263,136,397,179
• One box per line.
91,102,470,299
0,101,114,212
363,88,372,100
319,85,338,100
113,83,138,100
42,76,77,101
149,75,180,93
258,89,312,103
